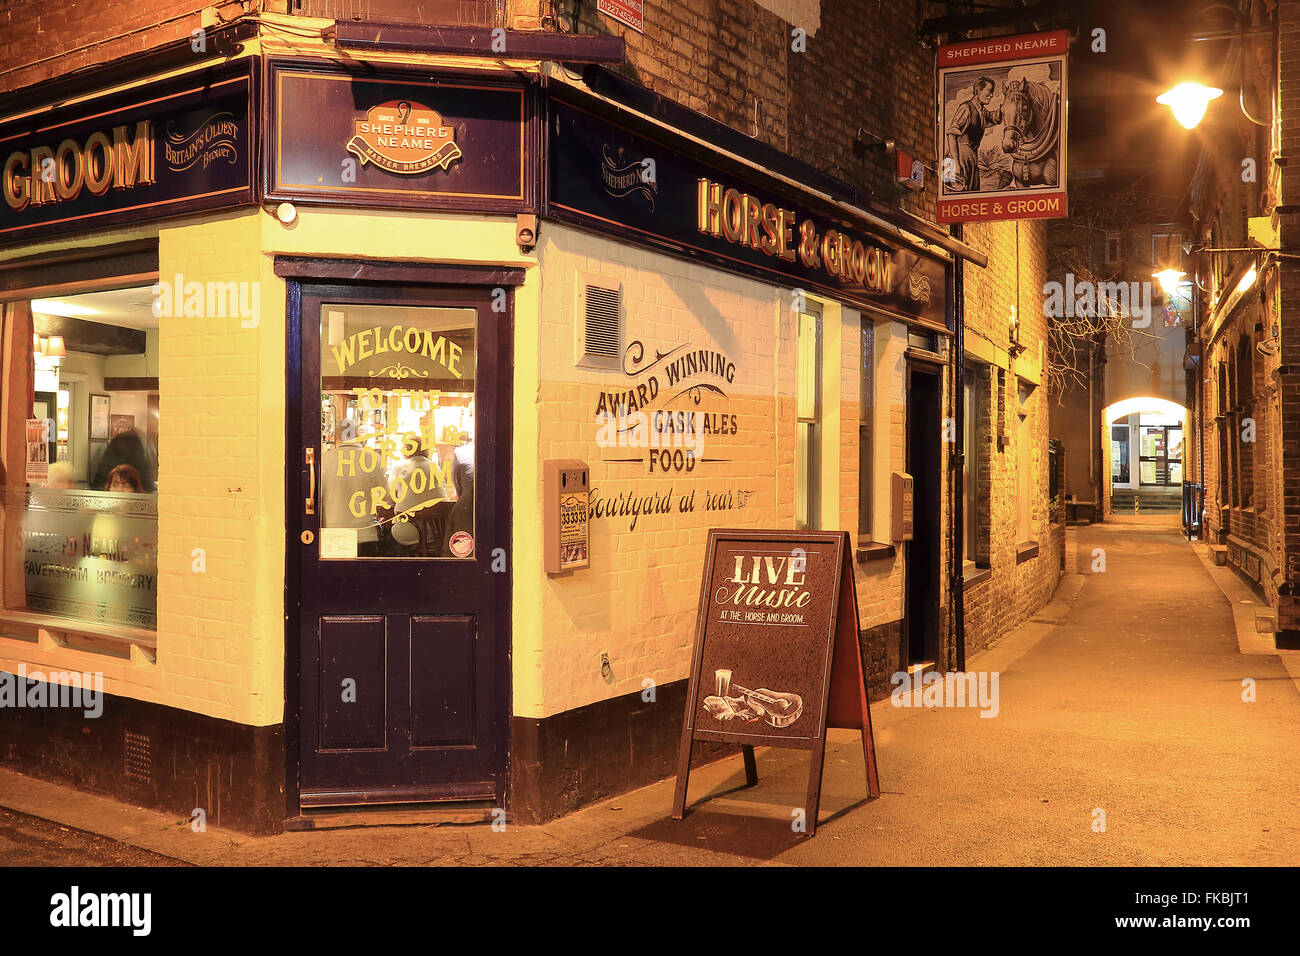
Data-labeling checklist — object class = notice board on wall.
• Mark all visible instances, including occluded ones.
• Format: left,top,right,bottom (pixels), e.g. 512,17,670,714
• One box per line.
672,529,880,837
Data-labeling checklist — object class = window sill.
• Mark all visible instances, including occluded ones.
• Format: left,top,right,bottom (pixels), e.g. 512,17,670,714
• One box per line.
856,541,896,562
962,563,991,587
1015,541,1039,564
0,610,156,658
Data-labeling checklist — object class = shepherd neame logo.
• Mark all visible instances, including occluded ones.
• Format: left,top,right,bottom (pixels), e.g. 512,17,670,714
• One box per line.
50,886,151,936
601,144,657,210
346,100,462,175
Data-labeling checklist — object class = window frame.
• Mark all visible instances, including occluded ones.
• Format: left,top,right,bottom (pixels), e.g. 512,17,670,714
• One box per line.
795,302,823,531
0,261,161,652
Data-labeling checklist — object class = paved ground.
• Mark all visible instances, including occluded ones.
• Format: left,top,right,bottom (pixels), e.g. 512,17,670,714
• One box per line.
3,517,1298,866
0,808,187,866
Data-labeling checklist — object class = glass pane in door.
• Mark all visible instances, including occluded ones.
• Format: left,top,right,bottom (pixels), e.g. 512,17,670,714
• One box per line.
1167,428,1183,464
319,304,477,559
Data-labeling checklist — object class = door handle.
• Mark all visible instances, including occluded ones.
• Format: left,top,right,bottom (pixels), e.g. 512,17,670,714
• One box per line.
305,447,316,515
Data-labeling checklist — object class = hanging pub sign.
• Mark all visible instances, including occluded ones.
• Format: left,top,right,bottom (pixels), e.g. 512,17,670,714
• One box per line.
0,61,255,246
936,30,1069,224
672,529,880,837
547,98,950,329
267,61,530,213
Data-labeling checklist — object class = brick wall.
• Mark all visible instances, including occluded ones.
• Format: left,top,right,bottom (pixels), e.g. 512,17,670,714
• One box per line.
555,0,934,219
1192,0,1294,635
960,218,1061,656
0,0,249,94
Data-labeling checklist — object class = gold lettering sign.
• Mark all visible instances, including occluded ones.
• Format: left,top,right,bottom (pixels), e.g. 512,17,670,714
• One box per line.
694,176,898,294
2,122,154,212
345,100,462,175
329,324,464,379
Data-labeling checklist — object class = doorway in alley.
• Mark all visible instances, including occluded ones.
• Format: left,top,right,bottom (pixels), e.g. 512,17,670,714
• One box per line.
905,361,942,665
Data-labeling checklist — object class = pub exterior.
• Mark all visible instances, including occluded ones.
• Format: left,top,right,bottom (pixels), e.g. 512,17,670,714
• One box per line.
0,7,1062,833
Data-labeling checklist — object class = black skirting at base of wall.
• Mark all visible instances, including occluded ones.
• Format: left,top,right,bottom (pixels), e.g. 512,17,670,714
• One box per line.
509,678,737,825
0,679,283,836
2,621,913,835
509,622,908,825
860,619,905,703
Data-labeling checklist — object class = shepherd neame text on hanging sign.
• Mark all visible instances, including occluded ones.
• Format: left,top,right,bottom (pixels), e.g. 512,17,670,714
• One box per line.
936,30,1068,224
0,62,254,245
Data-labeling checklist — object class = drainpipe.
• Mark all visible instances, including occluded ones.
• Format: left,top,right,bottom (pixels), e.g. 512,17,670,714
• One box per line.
1089,341,1097,519
951,223,966,673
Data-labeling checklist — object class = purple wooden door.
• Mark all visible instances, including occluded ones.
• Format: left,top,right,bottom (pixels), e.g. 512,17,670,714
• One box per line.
289,279,511,810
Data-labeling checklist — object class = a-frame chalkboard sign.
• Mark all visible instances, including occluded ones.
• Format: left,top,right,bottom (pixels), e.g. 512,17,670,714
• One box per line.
671,529,880,836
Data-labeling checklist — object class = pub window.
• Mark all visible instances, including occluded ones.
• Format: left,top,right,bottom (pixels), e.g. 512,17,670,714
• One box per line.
963,360,990,568
1216,360,1230,510
320,304,476,558
2,290,159,633
858,319,872,537
795,304,822,530
1016,379,1035,543
908,329,938,353
1235,335,1254,508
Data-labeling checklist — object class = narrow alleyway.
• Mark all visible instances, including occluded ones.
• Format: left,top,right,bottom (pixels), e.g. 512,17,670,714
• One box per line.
784,517,1300,865
2,519,1296,866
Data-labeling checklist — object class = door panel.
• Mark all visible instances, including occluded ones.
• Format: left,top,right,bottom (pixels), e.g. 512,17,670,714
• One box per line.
318,616,388,751
291,281,510,810
410,615,477,747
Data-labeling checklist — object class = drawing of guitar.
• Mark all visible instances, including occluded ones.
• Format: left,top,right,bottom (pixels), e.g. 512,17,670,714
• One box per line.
703,669,804,729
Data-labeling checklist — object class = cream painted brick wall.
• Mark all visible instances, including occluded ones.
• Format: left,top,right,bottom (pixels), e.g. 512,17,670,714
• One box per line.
531,223,910,717
156,210,284,724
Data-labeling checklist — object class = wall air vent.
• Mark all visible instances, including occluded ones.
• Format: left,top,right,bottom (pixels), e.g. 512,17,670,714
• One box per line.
578,277,622,369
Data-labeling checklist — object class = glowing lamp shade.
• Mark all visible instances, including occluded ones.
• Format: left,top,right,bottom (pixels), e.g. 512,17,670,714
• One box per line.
45,335,66,359
1152,269,1186,295
1236,265,1258,294
1157,82,1223,130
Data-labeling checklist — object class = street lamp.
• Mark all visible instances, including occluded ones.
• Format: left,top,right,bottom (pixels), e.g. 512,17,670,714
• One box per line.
1155,4,1273,130
1153,269,1186,296
1236,264,1257,294
1156,82,1223,129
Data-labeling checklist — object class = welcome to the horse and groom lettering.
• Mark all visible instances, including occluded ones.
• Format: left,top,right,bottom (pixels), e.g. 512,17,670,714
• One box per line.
672,530,880,837
937,30,1069,224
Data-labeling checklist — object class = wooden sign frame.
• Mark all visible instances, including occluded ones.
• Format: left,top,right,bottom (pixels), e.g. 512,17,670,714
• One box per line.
672,529,880,837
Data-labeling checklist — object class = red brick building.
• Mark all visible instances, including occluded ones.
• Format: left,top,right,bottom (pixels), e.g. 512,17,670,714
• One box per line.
1184,0,1300,648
